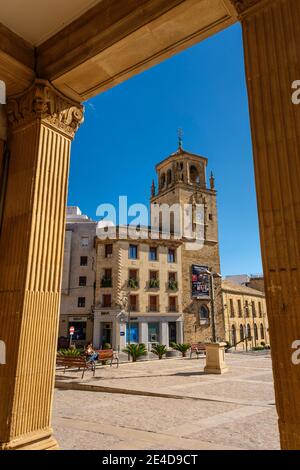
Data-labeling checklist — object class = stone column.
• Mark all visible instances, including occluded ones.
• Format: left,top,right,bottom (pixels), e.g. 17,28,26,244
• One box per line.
93,313,101,349
0,80,83,450
232,0,300,449
176,320,184,344
139,322,148,347
160,321,169,345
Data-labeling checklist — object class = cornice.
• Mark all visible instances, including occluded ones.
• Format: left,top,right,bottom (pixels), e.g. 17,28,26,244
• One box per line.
7,79,84,139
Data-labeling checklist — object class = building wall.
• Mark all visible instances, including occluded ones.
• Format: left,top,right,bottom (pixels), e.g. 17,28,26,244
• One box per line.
94,237,184,350
222,287,269,349
59,217,96,346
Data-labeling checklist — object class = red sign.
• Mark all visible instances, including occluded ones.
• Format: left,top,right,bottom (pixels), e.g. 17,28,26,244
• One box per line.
69,326,75,335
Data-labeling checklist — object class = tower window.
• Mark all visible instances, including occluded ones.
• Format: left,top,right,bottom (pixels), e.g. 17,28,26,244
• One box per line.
167,169,172,185
190,165,200,184
160,173,166,189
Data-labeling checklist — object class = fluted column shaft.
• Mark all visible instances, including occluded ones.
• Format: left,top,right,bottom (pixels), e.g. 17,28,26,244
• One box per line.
0,80,83,449
238,0,300,449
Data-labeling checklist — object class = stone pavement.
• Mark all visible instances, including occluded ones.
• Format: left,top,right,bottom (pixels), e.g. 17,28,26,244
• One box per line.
53,351,280,450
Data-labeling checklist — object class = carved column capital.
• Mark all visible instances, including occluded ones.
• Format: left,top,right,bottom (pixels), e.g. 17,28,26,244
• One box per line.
7,79,84,139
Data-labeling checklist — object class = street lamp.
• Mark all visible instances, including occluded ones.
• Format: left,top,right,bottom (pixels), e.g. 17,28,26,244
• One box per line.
119,291,131,359
203,269,222,343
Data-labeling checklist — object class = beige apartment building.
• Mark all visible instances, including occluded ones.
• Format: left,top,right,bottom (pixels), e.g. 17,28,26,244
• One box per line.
222,280,269,349
93,231,184,351
59,207,96,346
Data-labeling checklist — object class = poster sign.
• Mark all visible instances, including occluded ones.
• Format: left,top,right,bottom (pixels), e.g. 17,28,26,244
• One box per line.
191,265,210,298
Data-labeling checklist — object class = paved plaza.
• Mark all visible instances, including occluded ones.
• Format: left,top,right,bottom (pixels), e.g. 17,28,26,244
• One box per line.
53,351,280,450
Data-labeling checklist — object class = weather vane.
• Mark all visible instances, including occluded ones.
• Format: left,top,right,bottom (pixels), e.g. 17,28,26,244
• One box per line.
178,128,183,150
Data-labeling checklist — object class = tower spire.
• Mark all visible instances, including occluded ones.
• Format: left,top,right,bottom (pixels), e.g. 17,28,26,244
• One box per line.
177,128,183,150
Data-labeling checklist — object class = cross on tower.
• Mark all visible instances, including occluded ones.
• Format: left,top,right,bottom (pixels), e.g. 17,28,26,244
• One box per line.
178,128,183,150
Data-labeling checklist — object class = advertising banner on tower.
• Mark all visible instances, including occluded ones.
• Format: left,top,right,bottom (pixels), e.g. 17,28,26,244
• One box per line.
191,265,210,299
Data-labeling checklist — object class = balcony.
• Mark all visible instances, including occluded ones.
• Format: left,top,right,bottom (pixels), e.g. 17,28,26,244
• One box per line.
128,278,139,289
101,278,112,288
168,305,178,313
168,280,178,291
148,278,160,289
147,305,160,313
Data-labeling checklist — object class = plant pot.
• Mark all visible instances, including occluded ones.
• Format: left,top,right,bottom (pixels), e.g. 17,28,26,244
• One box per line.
166,350,180,358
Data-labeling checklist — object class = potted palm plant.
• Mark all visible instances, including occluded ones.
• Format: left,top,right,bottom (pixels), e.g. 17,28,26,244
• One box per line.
170,342,191,358
151,344,167,360
123,343,147,362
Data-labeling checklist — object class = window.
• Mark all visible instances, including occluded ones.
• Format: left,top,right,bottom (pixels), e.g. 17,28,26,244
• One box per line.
230,299,235,317
129,295,138,312
258,302,262,317
167,169,172,185
254,323,258,340
231,325,237,345
246,324,251,338
240,324,244,341
190,165,200,183
126,322,139,343
149,295,159,312
252,301,257,317
245,300,250,317
199,305,209,324
129,244,138,259
168,248,176,263
148,322,159,343
77,297,86,308
102,294,112,308
149,271,159,288
81,237,89,247
129,269,138,280
79,276,87,286
149,246,157,261
209,213,213,221
168,296,177,312
101,268,112,287
238,299,242,317
260,323,265,340
105,244,113,258
80,256,88,266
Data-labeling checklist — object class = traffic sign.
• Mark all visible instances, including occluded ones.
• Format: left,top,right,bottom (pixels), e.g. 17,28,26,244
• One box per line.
69,326,75,335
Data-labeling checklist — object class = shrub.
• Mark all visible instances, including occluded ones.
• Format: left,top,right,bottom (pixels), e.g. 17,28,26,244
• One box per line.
128,278,139,289
151,344,167,360
103,343,112,350
57,348,82,357
149,278,160,289
123,343,147,362
168,280,178,291
171,342,191,357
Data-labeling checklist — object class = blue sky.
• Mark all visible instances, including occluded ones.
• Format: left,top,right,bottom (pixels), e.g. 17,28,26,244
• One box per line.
68,23,262,277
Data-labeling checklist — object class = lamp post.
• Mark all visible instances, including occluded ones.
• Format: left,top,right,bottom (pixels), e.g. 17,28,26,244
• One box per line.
203,269,222,343
119,291,131,360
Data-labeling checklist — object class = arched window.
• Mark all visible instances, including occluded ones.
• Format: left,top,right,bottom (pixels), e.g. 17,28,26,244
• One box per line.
246,323,251,339
240,324,244,341
231,324,237,345
199,305,209,324
254,323,258,340
190,165,200,184
167,169,172,185
160,173,166,189
260,323,265,340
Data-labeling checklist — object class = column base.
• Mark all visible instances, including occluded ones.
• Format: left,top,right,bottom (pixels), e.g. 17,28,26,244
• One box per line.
0,429,59,450
204,342,229,375
279,420,300,450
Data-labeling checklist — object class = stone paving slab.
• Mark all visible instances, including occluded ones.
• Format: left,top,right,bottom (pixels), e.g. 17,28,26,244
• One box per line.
53,352,280,450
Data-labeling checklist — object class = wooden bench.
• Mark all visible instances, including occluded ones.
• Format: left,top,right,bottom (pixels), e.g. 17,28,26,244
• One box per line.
56,355,95,379
190,343,206,358
95,349,119,368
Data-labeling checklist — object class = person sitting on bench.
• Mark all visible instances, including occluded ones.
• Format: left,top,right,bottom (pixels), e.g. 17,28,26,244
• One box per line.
85,342,98,362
